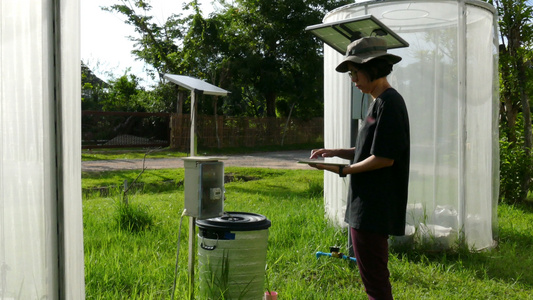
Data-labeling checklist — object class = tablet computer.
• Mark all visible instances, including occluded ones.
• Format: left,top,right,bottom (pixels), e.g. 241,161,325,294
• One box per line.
297,159,348,166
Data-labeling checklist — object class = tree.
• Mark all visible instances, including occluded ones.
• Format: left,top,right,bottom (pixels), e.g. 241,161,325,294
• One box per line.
97,72,142,112
104,0,352,118
103,0,190,81
213,0,352,117
490,0,533,202
103,1,218,116
81,61,109,111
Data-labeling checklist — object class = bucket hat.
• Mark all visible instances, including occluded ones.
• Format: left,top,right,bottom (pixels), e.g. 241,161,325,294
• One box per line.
336,37,402,73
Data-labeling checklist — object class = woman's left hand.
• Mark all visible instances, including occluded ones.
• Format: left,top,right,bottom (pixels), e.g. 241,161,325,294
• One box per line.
307,163,326,170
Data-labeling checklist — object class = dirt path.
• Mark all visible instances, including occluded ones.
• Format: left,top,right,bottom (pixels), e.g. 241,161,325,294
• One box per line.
82,150,313,172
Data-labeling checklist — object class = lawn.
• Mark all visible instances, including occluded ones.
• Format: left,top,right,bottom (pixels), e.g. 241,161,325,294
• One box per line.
82,167,533,299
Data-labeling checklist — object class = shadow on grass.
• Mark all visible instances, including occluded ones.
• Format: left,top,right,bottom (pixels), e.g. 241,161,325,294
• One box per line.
391,215,533,290
224,169,323,200
226,182,322,201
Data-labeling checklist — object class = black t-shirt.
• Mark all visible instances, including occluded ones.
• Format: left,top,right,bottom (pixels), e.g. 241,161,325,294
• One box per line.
345,88,410,236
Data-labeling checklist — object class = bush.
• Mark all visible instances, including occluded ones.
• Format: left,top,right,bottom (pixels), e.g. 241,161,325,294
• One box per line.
499,139,533,203
114,200,154,232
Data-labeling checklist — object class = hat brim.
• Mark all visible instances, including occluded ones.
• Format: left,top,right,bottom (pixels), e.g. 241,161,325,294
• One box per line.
335,53,402,73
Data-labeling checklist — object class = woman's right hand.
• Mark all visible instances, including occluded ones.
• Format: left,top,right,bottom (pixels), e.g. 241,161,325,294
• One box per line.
310,148,355,161
310,148,336,159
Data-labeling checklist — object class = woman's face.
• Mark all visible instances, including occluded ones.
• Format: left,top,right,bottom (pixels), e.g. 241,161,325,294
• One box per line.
348,65,374,94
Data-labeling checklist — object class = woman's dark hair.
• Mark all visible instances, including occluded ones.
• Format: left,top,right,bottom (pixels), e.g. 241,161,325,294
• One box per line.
351,58,393,82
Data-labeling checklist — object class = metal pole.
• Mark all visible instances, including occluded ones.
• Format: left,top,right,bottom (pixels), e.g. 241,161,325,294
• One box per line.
188,216,196,299
457,0,467,245
190,90,196,156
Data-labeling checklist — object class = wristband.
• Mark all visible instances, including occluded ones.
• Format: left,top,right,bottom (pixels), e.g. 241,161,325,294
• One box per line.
338,165,346,177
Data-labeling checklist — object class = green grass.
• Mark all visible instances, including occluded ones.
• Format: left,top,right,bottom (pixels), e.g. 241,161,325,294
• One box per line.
83,168,533,299
81,142,322,161
82,169,184,196
82,148,189,161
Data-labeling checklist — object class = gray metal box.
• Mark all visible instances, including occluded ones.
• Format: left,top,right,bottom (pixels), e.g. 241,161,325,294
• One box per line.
183,157,225,219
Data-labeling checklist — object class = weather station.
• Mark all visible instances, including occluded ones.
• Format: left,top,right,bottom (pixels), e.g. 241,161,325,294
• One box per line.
181,156,226,299
166,75,271,299
177,156,271,299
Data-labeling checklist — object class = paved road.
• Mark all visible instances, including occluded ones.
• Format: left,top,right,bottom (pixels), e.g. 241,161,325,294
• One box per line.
82,150,312,172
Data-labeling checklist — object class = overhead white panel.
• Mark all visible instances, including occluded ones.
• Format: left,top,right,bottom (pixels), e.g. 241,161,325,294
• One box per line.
164,74,230,96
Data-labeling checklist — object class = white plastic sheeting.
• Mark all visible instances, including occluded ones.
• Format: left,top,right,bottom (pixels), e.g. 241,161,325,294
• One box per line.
322,0,499,250
1,0,85,298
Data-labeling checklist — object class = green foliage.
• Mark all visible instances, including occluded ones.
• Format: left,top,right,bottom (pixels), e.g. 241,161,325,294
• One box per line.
103,1,185,76
133,83,178,113
81,62,109,111
208,0,352,117
500,138,533,203
101,73,144,111
98,0,353,118
490,0,533,203
499,107,533,203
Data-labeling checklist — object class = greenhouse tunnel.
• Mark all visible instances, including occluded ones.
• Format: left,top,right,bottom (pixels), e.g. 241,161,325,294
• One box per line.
316,0,499,250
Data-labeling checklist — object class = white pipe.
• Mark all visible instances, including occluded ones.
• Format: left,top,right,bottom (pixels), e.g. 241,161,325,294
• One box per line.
457,0,467,242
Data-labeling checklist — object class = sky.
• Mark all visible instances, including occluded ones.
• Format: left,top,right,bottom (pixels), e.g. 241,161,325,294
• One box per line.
81,0,216,88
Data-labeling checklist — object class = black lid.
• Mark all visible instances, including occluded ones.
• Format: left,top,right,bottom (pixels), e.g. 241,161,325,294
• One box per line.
196,212,271,231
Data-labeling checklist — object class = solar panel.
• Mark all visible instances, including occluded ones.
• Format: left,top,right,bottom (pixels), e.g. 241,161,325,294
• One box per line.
305,14,409,55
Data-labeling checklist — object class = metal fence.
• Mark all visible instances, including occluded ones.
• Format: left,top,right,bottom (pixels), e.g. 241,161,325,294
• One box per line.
82,111,171,149
82,111,323,150
170,114,324,150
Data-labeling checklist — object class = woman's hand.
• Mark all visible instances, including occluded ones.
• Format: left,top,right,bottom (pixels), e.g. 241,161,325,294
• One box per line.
307,162,326,170
310,148,355,161
310,148,335,159
306,154,394,176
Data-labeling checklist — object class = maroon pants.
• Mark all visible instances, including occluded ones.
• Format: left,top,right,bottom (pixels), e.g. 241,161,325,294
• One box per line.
351,228,393,300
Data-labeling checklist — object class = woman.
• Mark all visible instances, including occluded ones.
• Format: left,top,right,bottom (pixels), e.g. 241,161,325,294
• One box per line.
309,37,410,300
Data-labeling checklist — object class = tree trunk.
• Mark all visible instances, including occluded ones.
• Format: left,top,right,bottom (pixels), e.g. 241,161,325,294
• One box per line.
281,103,296,146
264,91,277,144
499,46,519,144
214,96,221,149
265,91,276,117
503,95,519,144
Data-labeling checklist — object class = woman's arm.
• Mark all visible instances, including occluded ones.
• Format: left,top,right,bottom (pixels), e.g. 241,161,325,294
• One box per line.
310,148,355,161
315,155,394,176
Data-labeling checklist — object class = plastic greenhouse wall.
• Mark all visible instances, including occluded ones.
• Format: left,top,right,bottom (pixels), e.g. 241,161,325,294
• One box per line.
322,0,499,251
0,0,85,298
